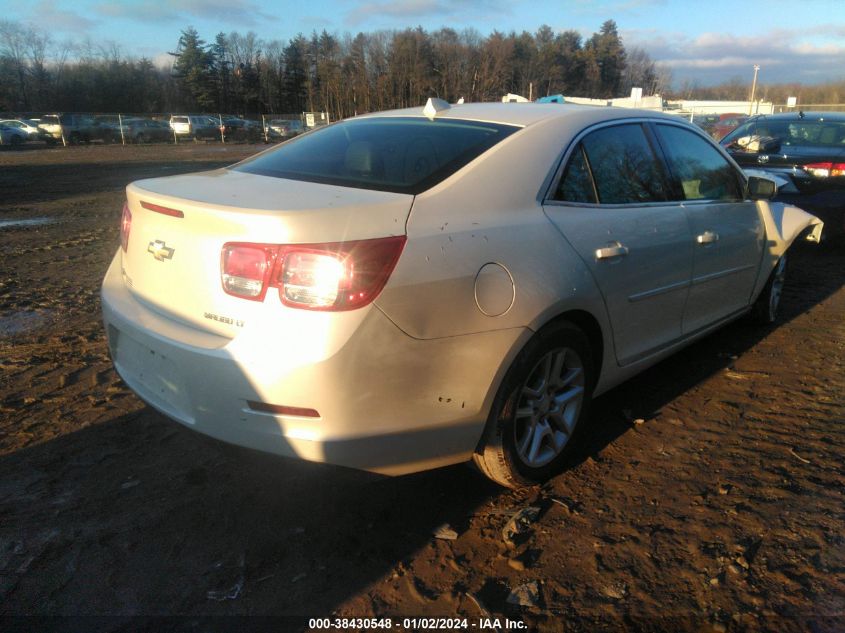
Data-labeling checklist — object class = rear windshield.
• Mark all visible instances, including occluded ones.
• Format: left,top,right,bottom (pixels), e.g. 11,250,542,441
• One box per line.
723,117,845,148
233,116,520,194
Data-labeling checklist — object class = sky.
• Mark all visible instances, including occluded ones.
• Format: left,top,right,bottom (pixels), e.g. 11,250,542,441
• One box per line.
2,0,845,88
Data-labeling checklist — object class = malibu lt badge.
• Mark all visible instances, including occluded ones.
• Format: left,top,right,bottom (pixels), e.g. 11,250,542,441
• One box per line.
148,240,175,261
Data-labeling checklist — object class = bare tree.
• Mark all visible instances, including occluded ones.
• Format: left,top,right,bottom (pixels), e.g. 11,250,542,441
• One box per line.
0,20,30,109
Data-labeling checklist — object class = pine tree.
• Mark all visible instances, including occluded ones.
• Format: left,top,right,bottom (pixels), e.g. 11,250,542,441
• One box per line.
211,33,232,112
170,27,215,111
586,20,626,98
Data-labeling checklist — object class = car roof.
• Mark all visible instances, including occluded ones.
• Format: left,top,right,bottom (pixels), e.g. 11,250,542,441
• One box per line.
355,101,684,128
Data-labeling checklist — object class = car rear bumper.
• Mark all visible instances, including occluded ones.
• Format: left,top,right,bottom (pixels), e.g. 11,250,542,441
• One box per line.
101,250,526,475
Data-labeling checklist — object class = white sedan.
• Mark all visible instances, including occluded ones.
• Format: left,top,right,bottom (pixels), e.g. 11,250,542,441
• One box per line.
101,101,822,488
0,118,40,144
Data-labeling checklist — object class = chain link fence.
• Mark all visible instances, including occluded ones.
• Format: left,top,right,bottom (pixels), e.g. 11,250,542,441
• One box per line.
0,111,330,147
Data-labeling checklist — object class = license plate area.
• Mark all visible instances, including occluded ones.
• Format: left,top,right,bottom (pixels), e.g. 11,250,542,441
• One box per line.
112,328,194,423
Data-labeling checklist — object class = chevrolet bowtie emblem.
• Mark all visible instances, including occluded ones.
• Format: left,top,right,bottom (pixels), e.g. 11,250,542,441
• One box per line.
147,240,175,261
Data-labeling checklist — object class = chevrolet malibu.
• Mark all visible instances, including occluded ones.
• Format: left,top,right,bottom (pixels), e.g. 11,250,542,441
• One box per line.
102,101,822,488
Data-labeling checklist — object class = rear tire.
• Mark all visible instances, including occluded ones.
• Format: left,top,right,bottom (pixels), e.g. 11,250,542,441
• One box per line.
473,321,594,488
751,254,787,324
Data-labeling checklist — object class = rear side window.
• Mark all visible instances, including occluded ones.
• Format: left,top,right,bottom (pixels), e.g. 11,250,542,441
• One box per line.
556,145,596,203
723,118,792,147
233,117,519,194
655,125,742,201
556,123,668,204
782,121,845,146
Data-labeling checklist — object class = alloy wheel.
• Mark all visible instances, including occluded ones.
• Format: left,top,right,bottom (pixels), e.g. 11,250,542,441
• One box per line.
513,347,585,468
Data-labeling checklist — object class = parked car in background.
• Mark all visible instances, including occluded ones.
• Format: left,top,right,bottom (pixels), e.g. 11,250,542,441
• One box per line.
117,118,174,143
266,118,304,139
691,113,720,136
0,122,27,146
0,123,23,146
102,101,822,488
219,117,263,142
169,115,221,141
0,118,45,142
38,114,113,144
711,113,748,140
94,115,122,143
721,111,845,238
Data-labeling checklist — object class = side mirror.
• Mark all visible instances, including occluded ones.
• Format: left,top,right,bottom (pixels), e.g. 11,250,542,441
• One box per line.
747,175,777,200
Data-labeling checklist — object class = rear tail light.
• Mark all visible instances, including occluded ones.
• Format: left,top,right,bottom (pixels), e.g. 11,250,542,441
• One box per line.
282,250,347,308
120,201,131,252
804,162,845,178
220,236,406,310
221,244,276,300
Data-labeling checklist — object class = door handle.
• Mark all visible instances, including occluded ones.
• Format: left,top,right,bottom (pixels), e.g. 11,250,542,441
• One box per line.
595,242,629,260
696,231,719,245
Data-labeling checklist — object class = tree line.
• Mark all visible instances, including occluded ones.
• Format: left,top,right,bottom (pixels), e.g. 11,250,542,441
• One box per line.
3,17,844,119
1,19,666,118
675,76,845,106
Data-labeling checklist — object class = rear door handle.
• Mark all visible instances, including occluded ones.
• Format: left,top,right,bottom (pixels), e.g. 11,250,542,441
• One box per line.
595,242,629,260
696,231,719,245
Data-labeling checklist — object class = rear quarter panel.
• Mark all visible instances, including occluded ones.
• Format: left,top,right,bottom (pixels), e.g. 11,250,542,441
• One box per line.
375,113,616,387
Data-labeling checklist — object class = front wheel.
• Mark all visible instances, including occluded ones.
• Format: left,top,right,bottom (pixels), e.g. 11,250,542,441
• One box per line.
473,321,594,488
751,255,787,324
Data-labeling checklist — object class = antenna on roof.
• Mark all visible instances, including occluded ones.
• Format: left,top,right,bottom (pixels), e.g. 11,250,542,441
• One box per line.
423,98,451,120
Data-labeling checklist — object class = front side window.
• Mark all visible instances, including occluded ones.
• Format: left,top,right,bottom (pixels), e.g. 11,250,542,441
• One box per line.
234,117,519,194
655,125,742,201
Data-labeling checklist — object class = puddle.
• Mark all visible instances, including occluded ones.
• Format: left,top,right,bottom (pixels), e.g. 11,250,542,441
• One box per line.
0,217,54,230
0,310,52,336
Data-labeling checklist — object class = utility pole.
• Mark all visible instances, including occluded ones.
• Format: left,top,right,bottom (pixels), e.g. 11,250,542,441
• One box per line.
749,64,760,115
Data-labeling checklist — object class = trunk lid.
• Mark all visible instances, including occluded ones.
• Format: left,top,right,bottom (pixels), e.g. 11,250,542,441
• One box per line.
122,168,412,337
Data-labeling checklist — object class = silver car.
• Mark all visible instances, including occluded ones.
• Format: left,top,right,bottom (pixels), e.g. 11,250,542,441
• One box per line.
101,101,822,488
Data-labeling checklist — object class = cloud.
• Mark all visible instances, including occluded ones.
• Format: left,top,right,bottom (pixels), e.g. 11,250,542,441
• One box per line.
29,0,98,33
96,0,179,22
94,0,277,27
153,52,175,69
300,15,334,30
623,25,845,85
345,0,509,27
567,0,667,17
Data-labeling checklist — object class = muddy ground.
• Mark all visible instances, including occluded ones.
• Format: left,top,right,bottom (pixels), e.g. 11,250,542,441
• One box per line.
0,143,843,633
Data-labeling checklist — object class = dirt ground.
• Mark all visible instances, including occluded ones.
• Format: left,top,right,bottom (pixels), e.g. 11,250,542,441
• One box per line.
0,143,843,633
